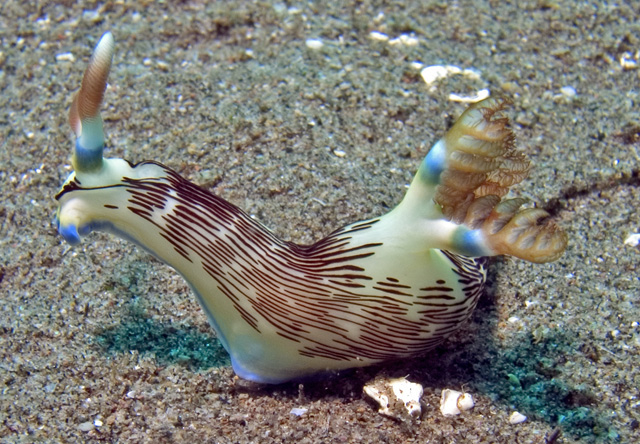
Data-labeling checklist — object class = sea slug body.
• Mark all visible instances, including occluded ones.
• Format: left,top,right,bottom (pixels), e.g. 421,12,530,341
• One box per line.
55,32,567,383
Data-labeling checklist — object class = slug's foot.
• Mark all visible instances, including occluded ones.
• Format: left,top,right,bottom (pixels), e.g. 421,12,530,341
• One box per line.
432,97,567,263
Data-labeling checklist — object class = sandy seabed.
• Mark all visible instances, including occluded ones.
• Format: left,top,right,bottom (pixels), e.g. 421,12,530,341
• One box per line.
1,1,639,443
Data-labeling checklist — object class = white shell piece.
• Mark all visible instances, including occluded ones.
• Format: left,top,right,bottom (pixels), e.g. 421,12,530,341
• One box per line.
55,52,76,62
420,65,488,102
421,65,461,86
289,407,308,416
369,31,389,41
440,389,462,416
391,377,423,418
389,34,419,46
624,233,640,247
440,389,474,416
461,68,482,80
449,88,490,103
363,384,389,412
305,38,324,50
620,52,639,70
364,377,423,420
332,149,346,158
509,411,527,424
457,393,475,411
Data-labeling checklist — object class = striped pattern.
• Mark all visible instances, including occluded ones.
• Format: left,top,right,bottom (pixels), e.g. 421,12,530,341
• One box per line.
68,162,488,365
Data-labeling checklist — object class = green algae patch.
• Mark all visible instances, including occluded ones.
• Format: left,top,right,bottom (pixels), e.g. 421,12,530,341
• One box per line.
95,315,230,372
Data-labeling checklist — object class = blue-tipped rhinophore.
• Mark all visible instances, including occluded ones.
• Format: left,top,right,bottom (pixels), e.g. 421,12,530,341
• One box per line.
68,31,115,173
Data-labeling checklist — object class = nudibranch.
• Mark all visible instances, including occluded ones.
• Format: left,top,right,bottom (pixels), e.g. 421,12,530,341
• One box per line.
55,32,567,384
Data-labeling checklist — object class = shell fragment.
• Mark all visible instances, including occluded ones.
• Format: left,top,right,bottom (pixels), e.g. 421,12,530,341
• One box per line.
440,389,475,416
364,376,424,420
509,411,527,424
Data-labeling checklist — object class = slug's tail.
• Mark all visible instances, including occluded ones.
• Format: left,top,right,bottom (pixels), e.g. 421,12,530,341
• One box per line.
415,97,567,263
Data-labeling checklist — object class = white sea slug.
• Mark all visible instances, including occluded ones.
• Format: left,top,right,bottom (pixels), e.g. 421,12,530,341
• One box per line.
55,32,567,383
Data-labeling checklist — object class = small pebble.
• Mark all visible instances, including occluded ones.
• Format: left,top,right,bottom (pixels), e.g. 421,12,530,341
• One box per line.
78,421,94,432
624,233,640,247
449,89,490,103
369,31,389,42
620,53,638,70
509,411,527,424
421,65,461,86
305,39,324,50
82,9,101,22
333,149,346,158
389,34,419,46
55,52,75,62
